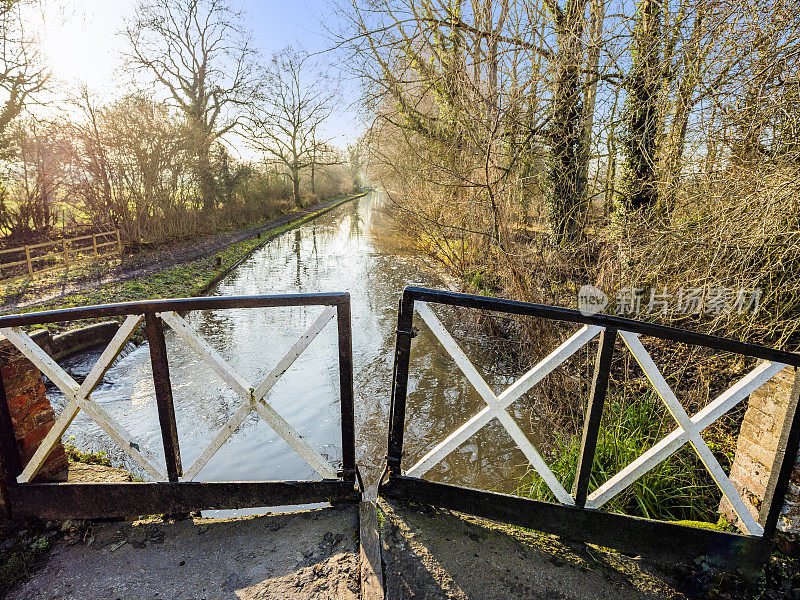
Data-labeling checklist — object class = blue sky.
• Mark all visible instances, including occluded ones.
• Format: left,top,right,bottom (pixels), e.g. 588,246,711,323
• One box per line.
29,0,362,152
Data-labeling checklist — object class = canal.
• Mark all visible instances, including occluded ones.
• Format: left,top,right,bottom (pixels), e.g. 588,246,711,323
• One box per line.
50,191,552,509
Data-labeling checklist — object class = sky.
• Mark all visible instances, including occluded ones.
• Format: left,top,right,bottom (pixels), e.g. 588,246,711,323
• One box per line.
26,0,362,154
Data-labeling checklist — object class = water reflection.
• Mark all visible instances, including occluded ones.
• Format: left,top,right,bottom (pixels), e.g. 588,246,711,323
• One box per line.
49,192,555,505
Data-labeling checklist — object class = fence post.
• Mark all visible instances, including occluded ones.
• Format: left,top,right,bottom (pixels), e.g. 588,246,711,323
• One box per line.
116,230,123,255
387,289,416,477
62,239,67,267
92,234,98,256
144,312,182,482
336,295,357,487
572,328,616,507
24,246,32,277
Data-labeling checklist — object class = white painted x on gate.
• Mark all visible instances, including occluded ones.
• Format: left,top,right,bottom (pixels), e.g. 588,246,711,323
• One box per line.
405,302,602,505
160,309,337,481
4,307,339,484
584,331,786,536
3,316,168,483
405,302,787,535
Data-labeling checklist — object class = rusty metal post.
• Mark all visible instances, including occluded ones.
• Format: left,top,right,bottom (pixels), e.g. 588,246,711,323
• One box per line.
336,295,357,486
386,289,416,477
145,312,182,481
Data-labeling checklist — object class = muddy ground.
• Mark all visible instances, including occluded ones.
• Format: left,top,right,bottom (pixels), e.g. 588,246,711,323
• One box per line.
378,497,688,600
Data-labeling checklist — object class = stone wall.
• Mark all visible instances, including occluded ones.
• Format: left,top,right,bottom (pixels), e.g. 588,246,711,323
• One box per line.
721,365,800,551
0,333,69,518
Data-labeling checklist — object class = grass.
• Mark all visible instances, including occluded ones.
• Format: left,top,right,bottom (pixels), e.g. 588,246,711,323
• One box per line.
0,526,51,595
518,390,724,523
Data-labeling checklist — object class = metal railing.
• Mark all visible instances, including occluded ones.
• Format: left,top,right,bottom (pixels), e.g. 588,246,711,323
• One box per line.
0,294,359,520
382,286,800,566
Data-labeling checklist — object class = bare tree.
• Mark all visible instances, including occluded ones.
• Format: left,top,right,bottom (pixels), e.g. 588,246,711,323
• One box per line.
6,118,70,236
544,0,590,243
244,48,336,207
68,92,193,242
347,139,365,189
620,0,663,211
310,132,343,196
0,0,48,157
124,0,257,211
0,0,49,235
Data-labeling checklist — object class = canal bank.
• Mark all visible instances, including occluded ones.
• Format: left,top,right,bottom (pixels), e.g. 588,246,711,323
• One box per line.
0,191,368,319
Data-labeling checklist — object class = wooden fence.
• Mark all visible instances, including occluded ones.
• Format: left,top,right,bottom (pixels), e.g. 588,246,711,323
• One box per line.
0,230,122,281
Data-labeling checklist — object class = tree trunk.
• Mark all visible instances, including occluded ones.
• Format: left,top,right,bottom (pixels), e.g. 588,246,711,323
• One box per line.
578,0,605,206
196,141,216,212
662,8,705,201
546,0,589,245
291,166,302,208
622,0,663,212
604,89,621,216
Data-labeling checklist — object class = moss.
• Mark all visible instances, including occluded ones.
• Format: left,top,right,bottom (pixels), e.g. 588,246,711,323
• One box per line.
668,518,732,532
377,505,385,530
64,439,112,467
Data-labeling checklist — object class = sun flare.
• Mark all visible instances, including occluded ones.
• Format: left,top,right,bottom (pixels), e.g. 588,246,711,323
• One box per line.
35,0,133,90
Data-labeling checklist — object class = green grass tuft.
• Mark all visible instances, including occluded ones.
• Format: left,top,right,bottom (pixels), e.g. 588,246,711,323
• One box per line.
518,391,721,523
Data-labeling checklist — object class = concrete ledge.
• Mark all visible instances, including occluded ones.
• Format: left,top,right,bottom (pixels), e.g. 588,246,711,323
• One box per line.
20,321,121,361
50,322,119,359
6,505,360,600
378,497,682,599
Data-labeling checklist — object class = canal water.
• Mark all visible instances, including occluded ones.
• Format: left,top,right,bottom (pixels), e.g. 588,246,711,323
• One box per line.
50,191,553,508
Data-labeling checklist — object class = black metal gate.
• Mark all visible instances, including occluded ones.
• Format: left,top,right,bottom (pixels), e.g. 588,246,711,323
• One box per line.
382,286,800,567
0,294,359,520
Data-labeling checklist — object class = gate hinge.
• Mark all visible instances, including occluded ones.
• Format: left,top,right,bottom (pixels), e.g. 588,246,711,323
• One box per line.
337,466,364,493
385,453,404,473
337,466,356,479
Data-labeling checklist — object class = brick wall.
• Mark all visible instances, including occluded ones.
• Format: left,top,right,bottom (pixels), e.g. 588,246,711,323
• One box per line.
721,365,800,551
0,333,68,517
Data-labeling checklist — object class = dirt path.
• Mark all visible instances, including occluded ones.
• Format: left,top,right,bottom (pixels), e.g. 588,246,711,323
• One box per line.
0,194,360,313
